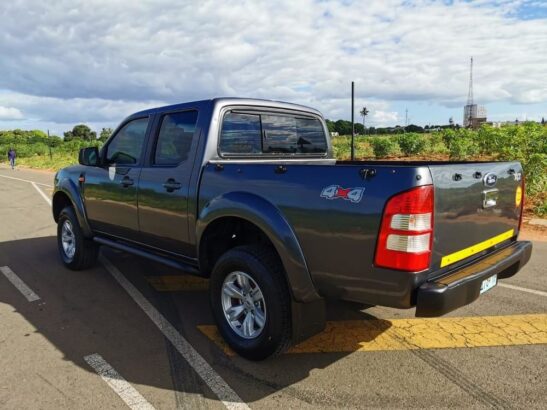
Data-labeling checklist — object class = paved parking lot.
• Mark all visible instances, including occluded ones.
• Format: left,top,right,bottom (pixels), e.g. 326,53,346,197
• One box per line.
0,167,545,409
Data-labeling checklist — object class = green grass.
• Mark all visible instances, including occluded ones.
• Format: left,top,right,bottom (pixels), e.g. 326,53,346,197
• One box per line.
8,152,79,171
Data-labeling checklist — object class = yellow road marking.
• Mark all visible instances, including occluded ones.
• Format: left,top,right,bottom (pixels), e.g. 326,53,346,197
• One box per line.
198,314,547,356
440,229,514,267
146,275,208,291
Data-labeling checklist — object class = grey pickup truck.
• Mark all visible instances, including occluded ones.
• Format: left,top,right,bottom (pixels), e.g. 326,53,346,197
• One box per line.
53,98,532,360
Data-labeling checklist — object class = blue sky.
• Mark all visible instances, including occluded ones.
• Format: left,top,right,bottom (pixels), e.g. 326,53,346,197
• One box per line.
512,0,547,19
0,0,546,135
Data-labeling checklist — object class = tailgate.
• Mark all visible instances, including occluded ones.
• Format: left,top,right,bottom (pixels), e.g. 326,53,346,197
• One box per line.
429,161,523,272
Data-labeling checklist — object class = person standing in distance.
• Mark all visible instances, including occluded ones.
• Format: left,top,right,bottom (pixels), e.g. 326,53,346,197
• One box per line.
7,147,16,170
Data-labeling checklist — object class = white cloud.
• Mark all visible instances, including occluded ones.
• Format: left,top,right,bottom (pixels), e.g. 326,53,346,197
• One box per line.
0,0,545,128
0,91,161,123
0,106,24,120
371,110,399,126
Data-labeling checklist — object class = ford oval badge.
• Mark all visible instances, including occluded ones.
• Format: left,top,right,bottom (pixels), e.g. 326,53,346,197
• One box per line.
483,173,497,187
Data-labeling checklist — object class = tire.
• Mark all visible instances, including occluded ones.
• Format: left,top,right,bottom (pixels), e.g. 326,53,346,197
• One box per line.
57,206,98,270
210,245,292,360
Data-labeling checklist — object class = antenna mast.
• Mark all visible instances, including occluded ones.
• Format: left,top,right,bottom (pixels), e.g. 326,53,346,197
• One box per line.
467,57,474,106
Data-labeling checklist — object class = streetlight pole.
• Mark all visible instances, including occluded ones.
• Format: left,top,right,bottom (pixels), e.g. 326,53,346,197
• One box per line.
351,81,355,161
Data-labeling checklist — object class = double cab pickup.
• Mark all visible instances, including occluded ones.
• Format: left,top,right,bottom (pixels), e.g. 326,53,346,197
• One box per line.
53,98,532,360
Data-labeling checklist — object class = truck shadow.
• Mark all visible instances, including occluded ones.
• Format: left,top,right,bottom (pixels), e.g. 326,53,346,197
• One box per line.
0,236,392,406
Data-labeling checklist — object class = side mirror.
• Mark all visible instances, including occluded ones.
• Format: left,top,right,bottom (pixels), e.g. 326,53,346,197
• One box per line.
79,147,100,166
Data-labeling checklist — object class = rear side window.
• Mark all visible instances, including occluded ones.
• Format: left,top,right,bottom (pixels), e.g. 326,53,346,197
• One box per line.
106,117,149,165
263,115,327,154
219,113,261,154
219,111,327,156
154,110,198,165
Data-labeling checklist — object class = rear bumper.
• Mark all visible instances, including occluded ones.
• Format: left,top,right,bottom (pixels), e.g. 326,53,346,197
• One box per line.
416,241,533,317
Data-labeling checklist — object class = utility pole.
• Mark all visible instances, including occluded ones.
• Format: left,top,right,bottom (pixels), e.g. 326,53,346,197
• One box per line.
404,109,408,133
47,129,52,160
351,81,355,161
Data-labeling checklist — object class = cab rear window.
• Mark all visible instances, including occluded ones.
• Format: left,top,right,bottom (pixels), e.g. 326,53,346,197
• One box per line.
219,113,262,155
219,111,327,156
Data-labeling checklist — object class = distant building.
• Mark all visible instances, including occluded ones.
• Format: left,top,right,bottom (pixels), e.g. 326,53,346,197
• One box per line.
330,131,339,137
463,104,487,128
491,120,530,128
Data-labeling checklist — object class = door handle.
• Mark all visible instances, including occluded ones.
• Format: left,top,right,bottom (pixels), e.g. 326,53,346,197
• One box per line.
163,179,182,192
121,176,134,187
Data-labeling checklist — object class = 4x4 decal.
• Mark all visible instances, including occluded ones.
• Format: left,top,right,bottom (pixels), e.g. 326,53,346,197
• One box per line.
320,185,365,203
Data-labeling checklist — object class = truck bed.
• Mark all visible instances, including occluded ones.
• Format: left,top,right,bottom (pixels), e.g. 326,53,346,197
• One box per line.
199,160,523,308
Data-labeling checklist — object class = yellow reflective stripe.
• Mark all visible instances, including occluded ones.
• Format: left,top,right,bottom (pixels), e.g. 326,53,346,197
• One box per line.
440,229,515,268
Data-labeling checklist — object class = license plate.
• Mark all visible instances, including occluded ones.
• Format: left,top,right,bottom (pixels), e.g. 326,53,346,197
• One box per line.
480,275,497,294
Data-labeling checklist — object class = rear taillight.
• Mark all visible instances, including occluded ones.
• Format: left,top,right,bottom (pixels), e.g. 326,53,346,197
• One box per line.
375,185,434,272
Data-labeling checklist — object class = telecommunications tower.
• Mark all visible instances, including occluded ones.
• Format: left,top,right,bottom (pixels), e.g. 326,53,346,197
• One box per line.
463,57,487,128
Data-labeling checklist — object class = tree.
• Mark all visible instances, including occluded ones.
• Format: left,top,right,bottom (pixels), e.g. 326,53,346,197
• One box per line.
405,124,424,133
63,130,74,141
360,107,369,134
48,135,62,147
64,124,96,141
542,117,545,126
99,127,114,142
325,119,336,133
334,119,352,135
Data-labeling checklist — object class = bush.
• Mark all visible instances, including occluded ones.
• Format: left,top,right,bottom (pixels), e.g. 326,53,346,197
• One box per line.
448,134,479,160
332,136,352,160
355,139,374,158
524,153,546,195
425,132,449,155
397,133,426,156
441,129,457,148
371,137,400,158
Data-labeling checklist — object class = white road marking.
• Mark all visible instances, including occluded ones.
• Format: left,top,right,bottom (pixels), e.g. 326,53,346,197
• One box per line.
84,353,156,410
0,173,53,187
499,283,547,297
100,255,250,410
0,266,41,302
32,182,52,206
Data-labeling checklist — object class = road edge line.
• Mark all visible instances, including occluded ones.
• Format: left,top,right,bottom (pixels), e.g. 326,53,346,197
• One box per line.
99,255,250,410
84,353,156,410
31,182,52,206
0,266,41,302
499,282,547,297
0,173,53,187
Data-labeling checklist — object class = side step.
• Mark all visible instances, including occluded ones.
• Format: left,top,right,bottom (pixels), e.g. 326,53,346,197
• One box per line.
93,236,201,275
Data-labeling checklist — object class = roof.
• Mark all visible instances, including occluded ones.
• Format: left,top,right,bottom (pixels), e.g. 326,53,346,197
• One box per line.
130,97,322,118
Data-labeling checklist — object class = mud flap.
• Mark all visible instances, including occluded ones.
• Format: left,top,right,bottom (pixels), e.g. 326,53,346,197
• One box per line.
291,297,326,344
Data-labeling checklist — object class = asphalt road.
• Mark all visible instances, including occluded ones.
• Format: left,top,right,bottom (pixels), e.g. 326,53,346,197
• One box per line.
0,166,545,409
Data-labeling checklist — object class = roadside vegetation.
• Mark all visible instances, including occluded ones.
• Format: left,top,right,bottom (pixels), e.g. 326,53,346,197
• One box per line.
1,123,545,216
334,122,546,216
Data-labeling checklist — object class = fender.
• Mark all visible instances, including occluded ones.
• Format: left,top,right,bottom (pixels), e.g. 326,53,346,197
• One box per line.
53,176,93,238
196,191,321,304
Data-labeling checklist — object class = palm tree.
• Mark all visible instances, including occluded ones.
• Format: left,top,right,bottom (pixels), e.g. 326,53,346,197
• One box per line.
360,107,369,134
